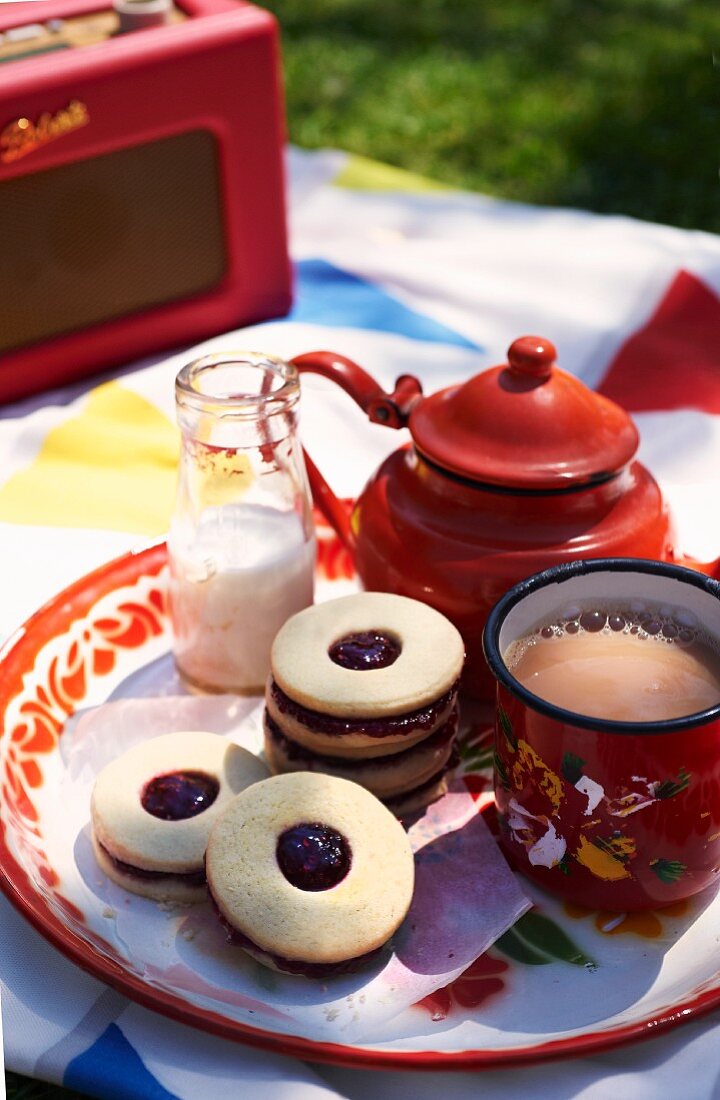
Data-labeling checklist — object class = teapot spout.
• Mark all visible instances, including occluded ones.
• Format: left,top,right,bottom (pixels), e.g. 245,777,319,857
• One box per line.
303,448,356,556
291,349,424,559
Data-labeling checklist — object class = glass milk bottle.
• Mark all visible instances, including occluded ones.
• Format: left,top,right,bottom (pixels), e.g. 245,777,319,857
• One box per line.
168,353,316,694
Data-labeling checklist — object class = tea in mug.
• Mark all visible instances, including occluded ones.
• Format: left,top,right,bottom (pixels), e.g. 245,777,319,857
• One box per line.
504,603,720,722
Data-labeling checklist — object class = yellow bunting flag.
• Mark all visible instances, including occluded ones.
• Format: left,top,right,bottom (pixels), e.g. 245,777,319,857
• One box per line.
0,382,179,536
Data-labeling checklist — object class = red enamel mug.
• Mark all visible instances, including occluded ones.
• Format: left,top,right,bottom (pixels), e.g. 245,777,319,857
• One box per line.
483,558,720,911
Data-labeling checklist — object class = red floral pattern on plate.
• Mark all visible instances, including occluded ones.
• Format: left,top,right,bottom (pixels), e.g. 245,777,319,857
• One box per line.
2,564,168,905
417,952,509,1022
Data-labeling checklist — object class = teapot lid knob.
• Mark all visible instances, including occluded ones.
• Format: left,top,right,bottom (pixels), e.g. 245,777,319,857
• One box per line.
507,336,556,381
407,334,640,489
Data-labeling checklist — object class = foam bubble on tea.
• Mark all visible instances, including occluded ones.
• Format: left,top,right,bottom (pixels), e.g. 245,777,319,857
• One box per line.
503,602,720,722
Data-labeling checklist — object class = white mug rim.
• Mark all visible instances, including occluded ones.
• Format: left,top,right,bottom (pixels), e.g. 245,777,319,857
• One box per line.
482,557,720,735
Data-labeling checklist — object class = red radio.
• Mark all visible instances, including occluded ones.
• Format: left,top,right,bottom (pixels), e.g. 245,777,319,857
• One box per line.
0,0,292,403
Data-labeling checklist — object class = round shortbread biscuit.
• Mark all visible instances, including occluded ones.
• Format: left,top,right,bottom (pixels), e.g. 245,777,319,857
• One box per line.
270,592,465,718
206,772,415,966
91,731,269,900
265,677,456,757
263,708,458,799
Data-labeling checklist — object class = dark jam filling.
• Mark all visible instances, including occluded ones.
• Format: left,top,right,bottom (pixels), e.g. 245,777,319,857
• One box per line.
276,822,352,891
208,894,384,977
99,843,206,885
328,630,401,670
141,770,219,821
269,678,459,739
266,707,458,769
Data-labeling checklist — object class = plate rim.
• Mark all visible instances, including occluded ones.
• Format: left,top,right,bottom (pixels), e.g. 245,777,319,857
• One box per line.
2,542,720,1071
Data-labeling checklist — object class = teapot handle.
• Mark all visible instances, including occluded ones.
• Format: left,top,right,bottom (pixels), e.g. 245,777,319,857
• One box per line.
290,350,423,428
290,351,423,555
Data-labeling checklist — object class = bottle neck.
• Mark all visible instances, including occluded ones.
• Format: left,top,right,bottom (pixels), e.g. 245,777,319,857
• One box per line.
175,352,300,449
177,403,299,454
172,363,310,533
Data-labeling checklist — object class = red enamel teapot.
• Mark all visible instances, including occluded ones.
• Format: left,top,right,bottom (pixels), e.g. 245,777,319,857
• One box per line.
291,337,720,699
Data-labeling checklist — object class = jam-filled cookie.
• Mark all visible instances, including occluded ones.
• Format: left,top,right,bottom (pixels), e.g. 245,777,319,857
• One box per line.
263,706,459,801
91,731,269,902
206,772,415,975
266,592,464,757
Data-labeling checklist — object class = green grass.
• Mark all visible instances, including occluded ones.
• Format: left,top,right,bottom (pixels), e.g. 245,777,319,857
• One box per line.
268,0,720,231
4,3,718,1096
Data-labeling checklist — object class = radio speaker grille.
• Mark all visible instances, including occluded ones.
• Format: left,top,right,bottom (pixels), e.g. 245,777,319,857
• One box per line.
0,129,226,354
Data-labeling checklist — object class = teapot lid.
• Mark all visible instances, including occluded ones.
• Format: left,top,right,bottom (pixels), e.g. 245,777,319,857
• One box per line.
408,336,639,490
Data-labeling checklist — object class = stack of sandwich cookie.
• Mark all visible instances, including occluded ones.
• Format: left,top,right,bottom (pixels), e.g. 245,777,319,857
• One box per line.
264,592,464,815
91,730,269,902
205,771,415,975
